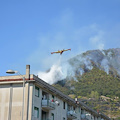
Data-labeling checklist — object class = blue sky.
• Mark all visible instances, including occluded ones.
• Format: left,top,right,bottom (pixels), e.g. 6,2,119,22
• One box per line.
0,0,120,76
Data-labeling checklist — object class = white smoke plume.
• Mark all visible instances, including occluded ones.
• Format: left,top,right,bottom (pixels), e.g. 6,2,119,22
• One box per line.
37,58,75,85
84,58,93,70
101,58,109,74
38,64,64,84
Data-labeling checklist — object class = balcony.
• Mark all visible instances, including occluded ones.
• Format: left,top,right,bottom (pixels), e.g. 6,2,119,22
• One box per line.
67,110,77,119
42,119,51,120
81,118,88,120
42,99,55,110
81,114,89,120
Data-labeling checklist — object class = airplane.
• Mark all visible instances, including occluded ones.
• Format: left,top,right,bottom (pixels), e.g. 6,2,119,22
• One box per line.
51,49,71,55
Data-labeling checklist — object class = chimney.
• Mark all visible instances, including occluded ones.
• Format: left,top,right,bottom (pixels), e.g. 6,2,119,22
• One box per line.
26,65,30,80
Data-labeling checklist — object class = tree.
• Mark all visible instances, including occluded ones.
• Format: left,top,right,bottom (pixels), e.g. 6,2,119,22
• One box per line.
89,91,99,100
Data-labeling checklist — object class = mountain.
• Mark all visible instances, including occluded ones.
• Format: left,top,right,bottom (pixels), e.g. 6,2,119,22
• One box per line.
68,48,120,77
52,48,120,119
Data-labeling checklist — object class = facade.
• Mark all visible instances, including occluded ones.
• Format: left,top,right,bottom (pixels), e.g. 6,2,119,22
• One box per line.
0,65,111,120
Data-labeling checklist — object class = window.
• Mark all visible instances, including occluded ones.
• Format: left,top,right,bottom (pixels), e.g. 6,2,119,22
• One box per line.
52,95,54,100
79,107,81,113
63,117,65,120
67,104,70,111
81,109,84,114
63,101,65,109
51,113,54,120
52,95,54,98
34,107,39,118
35,86,39,97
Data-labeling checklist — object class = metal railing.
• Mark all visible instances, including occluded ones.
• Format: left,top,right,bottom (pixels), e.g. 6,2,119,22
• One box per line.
42,118,51,120
67,110,77,119
42,99,55,109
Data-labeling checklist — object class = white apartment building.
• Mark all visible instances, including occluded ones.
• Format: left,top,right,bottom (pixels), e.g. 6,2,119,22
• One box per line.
0,65,111,120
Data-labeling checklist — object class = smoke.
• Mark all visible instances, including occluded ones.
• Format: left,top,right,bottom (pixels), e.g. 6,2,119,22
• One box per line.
38,64,64,84
37,49,120,85
101,58,109,74
84,58,93,70
79,68,84,75
37,57,75,84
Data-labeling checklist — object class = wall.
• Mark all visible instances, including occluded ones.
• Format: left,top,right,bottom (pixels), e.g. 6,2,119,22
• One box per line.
0,84,23,120
0,82,33,120
32,84,42,120
49,95,67,120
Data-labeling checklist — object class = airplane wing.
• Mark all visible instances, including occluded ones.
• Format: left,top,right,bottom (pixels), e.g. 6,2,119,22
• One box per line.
63,49,71,52
51,51,61,54
51,49,71,54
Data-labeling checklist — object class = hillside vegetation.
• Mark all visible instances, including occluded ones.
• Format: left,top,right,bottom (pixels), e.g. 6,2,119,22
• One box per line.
53,67,120,119
52,48,120,119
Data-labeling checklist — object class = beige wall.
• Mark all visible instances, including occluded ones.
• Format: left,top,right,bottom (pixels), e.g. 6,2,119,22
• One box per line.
0,84,23,120
0,84,10,120
0,82,33,120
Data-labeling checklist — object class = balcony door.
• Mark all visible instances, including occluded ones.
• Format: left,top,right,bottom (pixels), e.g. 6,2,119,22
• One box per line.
42,111,47,120
51,113,54,120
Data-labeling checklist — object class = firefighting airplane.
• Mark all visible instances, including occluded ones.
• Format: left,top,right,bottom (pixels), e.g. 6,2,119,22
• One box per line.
51,49,71,55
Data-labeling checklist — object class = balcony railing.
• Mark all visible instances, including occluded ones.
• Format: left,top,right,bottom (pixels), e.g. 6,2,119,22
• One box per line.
67,110,77,119
81,114,89,120
81,118,89,120
42,99,55,110
42,118,51,120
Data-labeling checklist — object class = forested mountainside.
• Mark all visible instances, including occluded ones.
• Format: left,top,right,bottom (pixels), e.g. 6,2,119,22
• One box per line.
52,48,120,119
68,48,120,76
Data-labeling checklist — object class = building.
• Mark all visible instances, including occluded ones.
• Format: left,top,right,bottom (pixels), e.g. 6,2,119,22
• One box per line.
0,65,111,120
